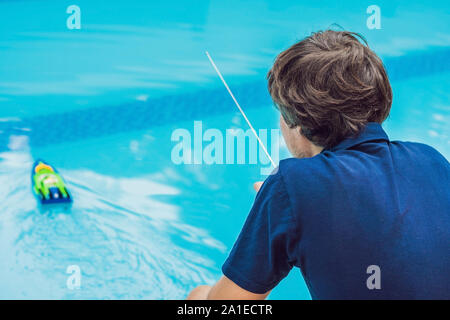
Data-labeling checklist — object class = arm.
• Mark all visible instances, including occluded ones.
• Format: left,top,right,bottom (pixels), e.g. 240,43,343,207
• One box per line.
187,175,295,300
186,276,270,300
187,182,268,300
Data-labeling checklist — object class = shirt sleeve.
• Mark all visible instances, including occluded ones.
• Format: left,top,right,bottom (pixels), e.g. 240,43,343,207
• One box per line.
222,168,299,294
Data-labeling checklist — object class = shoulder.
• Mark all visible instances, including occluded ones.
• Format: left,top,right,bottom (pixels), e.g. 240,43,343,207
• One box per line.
278,154,338,185
257,165,290,206
390,141,449,166
276,155,339,206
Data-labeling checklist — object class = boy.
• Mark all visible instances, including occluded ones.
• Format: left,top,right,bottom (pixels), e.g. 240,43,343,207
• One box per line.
187,30,450,299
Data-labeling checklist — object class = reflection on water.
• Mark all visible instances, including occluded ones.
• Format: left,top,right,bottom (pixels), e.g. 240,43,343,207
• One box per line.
0,147,224,299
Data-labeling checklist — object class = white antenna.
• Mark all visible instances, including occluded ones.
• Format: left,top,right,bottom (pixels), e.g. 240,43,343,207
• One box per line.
205,51,276,168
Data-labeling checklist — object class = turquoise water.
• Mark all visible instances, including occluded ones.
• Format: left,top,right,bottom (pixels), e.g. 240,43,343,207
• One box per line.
0,0,449,299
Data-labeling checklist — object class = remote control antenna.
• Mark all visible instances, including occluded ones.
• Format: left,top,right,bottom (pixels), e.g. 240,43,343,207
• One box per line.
205,51,276,168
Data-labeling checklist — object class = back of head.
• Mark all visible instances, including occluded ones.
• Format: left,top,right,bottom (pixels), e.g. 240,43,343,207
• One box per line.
268,30,393,149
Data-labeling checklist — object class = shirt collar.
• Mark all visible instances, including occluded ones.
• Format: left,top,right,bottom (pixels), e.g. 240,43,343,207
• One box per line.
325,122,389,152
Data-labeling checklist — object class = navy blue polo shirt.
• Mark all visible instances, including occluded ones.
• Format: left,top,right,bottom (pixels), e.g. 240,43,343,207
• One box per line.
222,122,450,299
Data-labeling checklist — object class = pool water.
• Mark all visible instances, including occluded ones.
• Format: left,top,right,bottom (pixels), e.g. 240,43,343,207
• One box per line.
0,0,449,299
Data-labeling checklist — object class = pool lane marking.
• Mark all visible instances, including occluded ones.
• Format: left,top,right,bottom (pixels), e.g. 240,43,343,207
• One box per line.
205,51,276,168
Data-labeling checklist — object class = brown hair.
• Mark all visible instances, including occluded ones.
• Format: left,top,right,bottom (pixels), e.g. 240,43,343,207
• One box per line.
267,30,392,149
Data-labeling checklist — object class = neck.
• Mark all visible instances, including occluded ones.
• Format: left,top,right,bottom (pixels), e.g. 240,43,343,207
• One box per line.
310,144,324,157
294,143,324,158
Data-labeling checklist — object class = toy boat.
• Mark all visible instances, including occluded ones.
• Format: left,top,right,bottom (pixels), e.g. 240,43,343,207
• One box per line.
31,160,72,205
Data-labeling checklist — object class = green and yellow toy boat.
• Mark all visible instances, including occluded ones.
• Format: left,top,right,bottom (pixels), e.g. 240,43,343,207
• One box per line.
31,160,72,205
